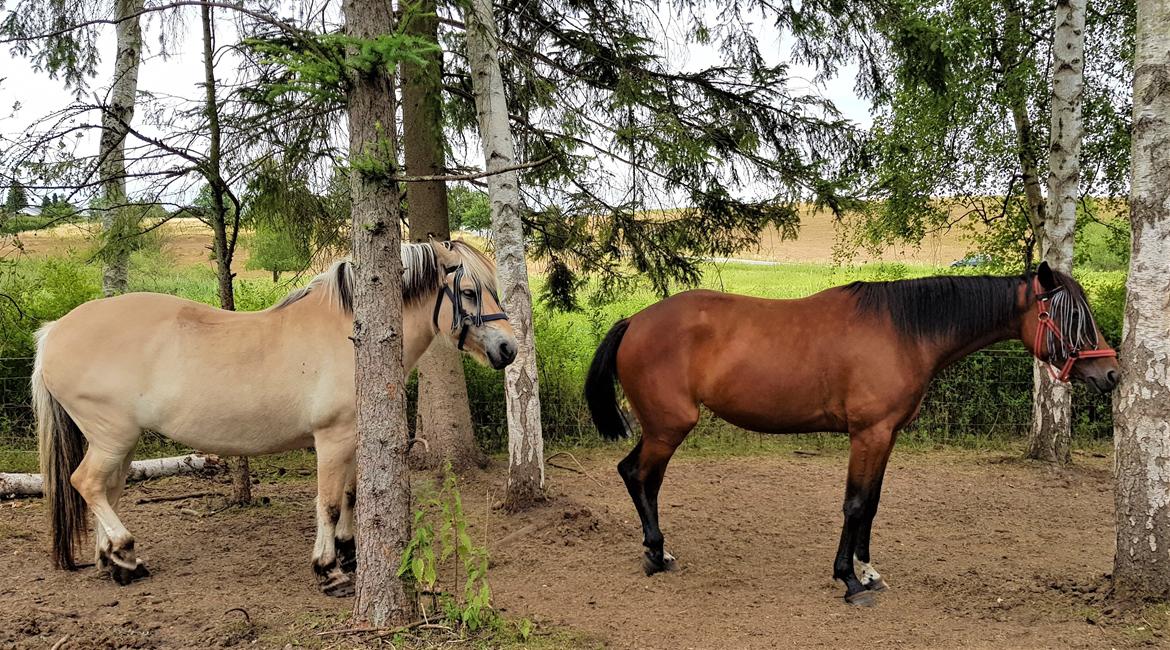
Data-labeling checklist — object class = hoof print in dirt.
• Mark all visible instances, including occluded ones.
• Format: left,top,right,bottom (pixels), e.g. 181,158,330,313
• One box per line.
845,590,878,607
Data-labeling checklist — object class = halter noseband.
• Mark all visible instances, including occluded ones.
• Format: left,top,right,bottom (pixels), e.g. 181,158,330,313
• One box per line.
1032,281,1116,382
432,265,508,350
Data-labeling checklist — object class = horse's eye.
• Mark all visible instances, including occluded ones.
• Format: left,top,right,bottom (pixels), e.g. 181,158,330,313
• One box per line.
462,289,477,299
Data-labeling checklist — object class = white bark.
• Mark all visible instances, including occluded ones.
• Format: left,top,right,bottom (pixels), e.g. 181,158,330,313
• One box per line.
99,0,144,297
465,0,545,510
0,454,223,498
344,0,417,625
1027,0,1086,463
1113,0,1170,601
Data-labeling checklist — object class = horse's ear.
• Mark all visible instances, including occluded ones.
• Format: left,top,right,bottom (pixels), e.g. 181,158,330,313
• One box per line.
429,239,461,271
1037,261,1058,291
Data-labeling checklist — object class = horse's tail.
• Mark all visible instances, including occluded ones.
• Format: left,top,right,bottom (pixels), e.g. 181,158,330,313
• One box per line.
585,318,632,440
32,322,86,570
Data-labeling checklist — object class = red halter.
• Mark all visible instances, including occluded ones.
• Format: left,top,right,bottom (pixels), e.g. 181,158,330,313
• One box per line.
1032,282,1117,382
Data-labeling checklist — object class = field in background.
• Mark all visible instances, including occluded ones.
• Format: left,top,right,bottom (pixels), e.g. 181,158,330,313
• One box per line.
8,203,976,269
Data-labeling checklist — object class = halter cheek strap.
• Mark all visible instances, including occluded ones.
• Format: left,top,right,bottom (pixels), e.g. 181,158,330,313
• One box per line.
432,265,508,351
1032,282,1116,382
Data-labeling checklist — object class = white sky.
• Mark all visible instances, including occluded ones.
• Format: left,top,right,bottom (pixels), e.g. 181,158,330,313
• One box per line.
0,5,873,205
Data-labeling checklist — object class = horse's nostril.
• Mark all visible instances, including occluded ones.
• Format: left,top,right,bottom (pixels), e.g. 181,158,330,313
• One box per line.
499,341,516,360
1107,370,1119,386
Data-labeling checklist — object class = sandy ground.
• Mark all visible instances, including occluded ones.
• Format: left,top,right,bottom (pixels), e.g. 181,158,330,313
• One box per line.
0,449,1160,649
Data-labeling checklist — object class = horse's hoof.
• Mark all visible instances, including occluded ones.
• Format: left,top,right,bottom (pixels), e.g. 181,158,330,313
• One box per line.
336,538,357,574
845,590,878,607
319,569,354,598
864,577,889,592
110,560,150,586
642,551,678,576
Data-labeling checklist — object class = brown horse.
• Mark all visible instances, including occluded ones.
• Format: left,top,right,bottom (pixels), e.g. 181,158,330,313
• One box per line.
585,262,1118,606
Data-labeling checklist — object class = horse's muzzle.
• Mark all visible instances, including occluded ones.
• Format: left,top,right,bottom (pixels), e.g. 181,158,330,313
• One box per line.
1086,370,1119,394
490,340,517,369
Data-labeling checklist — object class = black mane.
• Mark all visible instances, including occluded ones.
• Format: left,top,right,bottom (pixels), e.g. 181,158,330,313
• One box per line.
845,273,1036,341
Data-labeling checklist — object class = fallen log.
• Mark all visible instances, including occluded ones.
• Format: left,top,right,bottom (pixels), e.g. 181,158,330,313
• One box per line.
0,453,223,498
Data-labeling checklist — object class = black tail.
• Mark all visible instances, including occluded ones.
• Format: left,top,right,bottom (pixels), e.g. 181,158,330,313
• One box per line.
585,319,631,440
33,323,87,571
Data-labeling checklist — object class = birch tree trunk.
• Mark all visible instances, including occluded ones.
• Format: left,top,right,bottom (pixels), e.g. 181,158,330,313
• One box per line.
98,0,144,297
1113,0,1170,602
403,0,483,473
465,0,545,510
1026,0,1085,464
344,0,417,625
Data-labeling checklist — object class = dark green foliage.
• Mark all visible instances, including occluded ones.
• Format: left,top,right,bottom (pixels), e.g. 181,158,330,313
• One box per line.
0,0,102,91
847,0,1135,267
241,160,351,268
443,0,870,306
4,181,28,214
448,185,491,231
245,224,310,281
242,29,439,108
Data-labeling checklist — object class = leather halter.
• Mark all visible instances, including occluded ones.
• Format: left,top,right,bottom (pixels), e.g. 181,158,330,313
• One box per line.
432,265,508,350
1032,281,1116,382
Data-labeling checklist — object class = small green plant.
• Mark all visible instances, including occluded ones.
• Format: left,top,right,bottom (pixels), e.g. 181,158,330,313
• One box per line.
399,462,494,632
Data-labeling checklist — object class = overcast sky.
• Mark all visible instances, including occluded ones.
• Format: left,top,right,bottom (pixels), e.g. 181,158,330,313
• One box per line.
0,6,873,204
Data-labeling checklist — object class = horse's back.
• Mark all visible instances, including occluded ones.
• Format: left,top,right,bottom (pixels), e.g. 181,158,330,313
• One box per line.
38,292,349,454
617,287,917,434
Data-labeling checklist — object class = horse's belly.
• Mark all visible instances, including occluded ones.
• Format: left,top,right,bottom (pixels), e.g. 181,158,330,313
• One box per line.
143,399,330,456
712,402,843,435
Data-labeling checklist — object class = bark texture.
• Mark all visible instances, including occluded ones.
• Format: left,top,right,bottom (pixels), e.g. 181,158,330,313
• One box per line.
1026,0,1085,464
344,0,417,625
201,5,249,503
465,0,545,510
1113,0,1170,602
402,0,482,472
98,0,144,297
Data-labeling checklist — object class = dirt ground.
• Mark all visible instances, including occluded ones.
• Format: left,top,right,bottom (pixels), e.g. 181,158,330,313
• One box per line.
0,449,1161,649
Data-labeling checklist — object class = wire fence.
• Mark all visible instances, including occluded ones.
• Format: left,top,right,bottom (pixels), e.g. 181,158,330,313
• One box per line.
0,346,1115,472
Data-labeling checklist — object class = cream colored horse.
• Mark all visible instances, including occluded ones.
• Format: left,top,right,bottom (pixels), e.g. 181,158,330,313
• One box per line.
32,240,516,596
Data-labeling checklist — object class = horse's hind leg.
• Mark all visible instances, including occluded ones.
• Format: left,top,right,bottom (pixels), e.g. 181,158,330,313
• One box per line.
94,454,133,570
74,443,147,584
618,418,693,575
833,425,895,606
311,434,355,597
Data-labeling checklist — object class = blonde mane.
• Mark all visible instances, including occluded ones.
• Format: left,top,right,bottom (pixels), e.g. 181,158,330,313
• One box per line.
271,241,499,314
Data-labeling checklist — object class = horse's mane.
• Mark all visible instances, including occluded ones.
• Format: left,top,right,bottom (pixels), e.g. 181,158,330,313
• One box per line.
844,272,1042,341
271,241,498,315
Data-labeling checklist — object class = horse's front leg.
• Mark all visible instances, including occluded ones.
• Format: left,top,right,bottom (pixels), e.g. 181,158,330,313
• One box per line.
834,426,895,606
853,489,889,593
311,433,355,597
335,461,357,574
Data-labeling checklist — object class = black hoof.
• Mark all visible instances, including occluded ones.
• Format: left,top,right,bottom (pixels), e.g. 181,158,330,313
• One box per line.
642,551,678,576
319,568,354,598
864,577,889,592
336,537,357,574
110,560,150,586
845,589,878,607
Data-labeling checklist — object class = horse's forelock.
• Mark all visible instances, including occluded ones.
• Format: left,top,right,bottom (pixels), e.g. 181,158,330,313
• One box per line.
446,240,499,297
